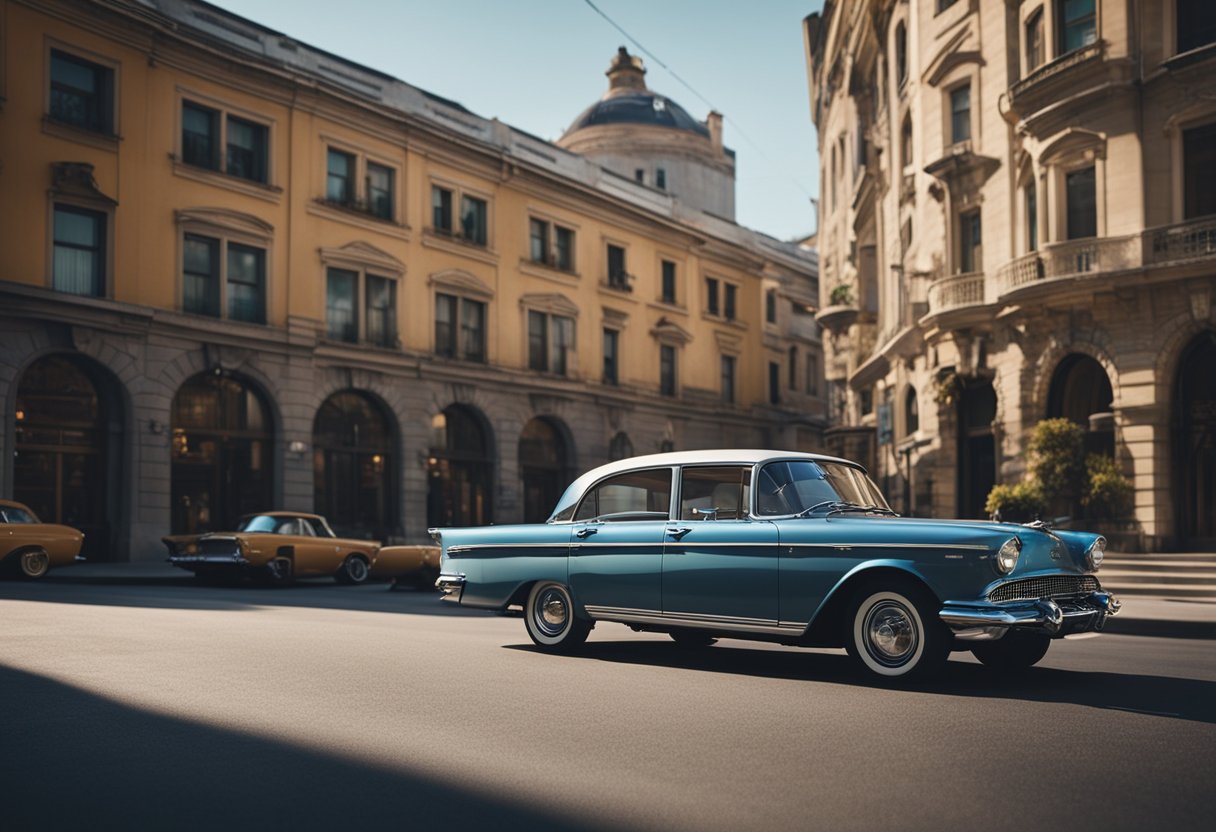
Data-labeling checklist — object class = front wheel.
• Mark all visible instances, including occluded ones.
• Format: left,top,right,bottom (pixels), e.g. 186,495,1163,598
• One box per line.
18,548,51,580
971,632,1051,670
524,581,591,652
335,555,370,585
845,582,950,680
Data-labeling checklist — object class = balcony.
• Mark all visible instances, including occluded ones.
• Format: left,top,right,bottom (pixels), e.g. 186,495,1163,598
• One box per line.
1146,216,1216,267
997,235,1141,299
1006,42,1109,123
925,272,987,315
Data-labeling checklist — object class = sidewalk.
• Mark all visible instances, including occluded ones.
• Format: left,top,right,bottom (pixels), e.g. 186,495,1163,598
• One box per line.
44,561,1216,640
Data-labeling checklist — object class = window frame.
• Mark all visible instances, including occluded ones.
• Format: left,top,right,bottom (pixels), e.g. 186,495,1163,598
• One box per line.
323,266,399,348
528,216,577,272
179,98,270,185
659,344,678,397
176,231,268,324
434,291,488,362
605,241,631,291
948,82,972,146
958,208,983,274
720,354,737,404
47,47,116,136
50,202,108,298
602,327,620,386
526,309,576,376
1058,0,1098,56
430,180,492,248
660,259,679,305
319,141,399,223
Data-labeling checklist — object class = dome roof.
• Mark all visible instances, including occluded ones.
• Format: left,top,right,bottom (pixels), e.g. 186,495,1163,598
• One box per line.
561,47,710,141
565,92,709,138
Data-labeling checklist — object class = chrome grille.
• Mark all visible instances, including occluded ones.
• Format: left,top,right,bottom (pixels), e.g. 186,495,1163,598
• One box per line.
987,575,1100,603
198,538,240,556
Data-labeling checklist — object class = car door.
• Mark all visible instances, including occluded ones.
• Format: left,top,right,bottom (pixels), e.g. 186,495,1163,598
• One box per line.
662,465,779,627
568,467,673,616
282,517,333,575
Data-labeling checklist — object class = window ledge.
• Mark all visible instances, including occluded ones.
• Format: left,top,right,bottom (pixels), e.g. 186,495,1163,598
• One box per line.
647,300,688,316
422,229,498,265
171,156,282,204
308,199,410,240
518,259,580,285
42,116,120,151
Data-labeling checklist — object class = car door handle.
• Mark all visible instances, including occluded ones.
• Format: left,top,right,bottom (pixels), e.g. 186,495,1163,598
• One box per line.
666,527,692,539
575,528,598,539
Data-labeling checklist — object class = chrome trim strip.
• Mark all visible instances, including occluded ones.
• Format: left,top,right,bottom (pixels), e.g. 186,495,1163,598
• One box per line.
584,605,806,636
447,543,573,553
448,541,992,554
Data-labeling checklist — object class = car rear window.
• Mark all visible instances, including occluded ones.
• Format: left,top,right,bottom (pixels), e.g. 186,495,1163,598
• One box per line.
575,468,672,522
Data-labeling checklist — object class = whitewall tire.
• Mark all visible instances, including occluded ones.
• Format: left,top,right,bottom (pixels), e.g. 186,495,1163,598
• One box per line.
846,582,949,680
524,581,591,652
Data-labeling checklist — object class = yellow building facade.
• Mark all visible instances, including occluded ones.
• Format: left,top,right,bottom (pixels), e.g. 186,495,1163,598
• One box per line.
0,0,822,560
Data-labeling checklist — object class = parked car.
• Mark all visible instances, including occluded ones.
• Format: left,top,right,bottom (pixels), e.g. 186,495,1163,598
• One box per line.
370,544,441,590
163,512,379,585
431,450,1121,680
0,499,85,579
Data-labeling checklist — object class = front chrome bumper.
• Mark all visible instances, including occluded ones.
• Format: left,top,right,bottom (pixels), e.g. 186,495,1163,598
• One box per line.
167,554,251,567
435,573,466,603
940,591,1121,641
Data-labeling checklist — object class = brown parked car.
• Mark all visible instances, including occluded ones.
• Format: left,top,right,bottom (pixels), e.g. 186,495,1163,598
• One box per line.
163,512,380,585
370,544,441,590
0,499,85,579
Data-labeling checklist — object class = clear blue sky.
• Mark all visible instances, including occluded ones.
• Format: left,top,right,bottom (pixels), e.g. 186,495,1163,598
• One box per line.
212,0,824,242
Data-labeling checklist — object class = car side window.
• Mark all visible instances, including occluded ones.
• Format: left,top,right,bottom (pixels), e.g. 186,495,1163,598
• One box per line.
680,466,752,520
2,507,38,523
274,518,299,535
306,518,333,538
297,519,315,537
575,469,672,522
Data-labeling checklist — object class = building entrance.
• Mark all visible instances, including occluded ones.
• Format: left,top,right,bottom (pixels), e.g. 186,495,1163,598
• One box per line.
313,390,396,541
1174,331,1216,548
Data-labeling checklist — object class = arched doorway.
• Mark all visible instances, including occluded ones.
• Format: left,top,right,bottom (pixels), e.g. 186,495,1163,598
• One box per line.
14,354,123,560
1047,353,1114,457
1174,331,1216,548
313,391,397,541
427,405,493,528
957,379,996,519
519,418,572,523
171,372,273,534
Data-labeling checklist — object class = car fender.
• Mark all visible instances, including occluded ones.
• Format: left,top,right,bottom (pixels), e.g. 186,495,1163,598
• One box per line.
802,559,936,645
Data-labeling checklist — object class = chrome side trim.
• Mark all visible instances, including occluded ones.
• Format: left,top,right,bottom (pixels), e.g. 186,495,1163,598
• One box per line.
168,554,250,565
584,604,806,636
446,543,573,554
447,541,992,554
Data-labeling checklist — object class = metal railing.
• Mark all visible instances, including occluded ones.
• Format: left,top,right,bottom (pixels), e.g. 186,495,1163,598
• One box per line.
1147,216,1216,265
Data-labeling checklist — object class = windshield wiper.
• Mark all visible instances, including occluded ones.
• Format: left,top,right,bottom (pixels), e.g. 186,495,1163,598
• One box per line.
797,500,852,517
826,504,898,518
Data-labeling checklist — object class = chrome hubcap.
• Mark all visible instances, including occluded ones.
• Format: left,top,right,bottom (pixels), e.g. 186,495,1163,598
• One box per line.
535,587,569,636
348,559,367,581
22,551,49,576
864,601,918,666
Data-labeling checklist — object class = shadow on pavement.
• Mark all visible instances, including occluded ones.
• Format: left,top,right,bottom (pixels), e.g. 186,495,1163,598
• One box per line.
0,578,493,617
504,640,1216,726
0,664,601,832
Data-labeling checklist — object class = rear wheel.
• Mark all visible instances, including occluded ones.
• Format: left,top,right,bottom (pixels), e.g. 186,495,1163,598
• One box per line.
335,555,369,585
845,581,950,681
971,632,1051,670
17,549,50,580
524,581,591,652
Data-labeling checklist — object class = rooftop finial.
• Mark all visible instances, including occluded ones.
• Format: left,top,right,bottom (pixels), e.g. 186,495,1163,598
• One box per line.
606,46,647,95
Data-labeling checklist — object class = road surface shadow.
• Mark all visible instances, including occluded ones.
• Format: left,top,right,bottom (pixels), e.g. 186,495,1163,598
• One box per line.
0,579,493,617
504,640,1216,726
0,664,603,832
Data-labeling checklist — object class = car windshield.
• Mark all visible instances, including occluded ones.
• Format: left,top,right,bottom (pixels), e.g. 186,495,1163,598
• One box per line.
0,506,38,523
755,461,891,516
236,515,280,533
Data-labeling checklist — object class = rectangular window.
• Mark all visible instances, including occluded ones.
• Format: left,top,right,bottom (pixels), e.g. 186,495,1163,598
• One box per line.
1059,0,1097,54
182,101,220,170
365,274,397,347
49,49,113,134
432,186,453,234
661,260,677,304
721,355,736,403
1026,9,1045,72
706,277,720,315
1026,182,1038,252
227,243,265,324
806,353,819,396
52,205,106,297
937,0,958,11
765,289,777,324
555,226,574,271
1065,166,1097,240
768,362,780,406
326,268,358,342
959,209,982,273
461,298,486,361
226,116,267,183
530,219,550,264
724,283,737,321
1183,123,1216,220
603,328,619,385
527,311,574,375
460,195,487,245
183,234,220,317
607,244,628,289
528,310,548,372
950,84,971,144
435,292,457,357
660,345,677,397
788,348,798,390
656,168,667,190
1177,0,1216,54
366,163,394,221
327,149,355,204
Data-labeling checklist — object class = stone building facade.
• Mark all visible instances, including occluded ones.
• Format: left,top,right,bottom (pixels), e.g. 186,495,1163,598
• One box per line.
805,0,1216,550
0,0,824,561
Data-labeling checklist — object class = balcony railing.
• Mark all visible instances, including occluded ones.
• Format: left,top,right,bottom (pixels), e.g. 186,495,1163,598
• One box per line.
996,235,1141,295
1147,216,1216,266
926,272,987,317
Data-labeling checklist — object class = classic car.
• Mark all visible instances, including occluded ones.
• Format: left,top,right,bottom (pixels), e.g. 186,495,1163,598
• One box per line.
163,512,380,585
431,450,1121,680
370,544,441,590
0,499,85,580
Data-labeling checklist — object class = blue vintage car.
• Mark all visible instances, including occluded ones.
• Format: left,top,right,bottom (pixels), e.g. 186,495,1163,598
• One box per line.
431,450,1120,679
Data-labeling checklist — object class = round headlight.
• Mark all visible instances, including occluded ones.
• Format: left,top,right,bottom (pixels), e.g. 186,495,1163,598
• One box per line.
995,537,1021,575
1086,536,1106,572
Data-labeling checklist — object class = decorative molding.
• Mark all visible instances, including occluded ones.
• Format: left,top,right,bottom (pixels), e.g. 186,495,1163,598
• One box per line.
51,162,117,206
318,240,406,275
519,292,579,317
428,268,494,299
175,206,274,238
650,316,693,345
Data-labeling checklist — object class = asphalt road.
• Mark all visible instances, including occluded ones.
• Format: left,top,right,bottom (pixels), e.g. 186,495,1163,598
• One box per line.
2,576,1213,832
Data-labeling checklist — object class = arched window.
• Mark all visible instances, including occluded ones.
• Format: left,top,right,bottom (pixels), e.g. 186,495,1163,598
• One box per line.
901,113,913,171
313,391,397,540
427,405,493,528
171,372,273,534
905,386,919,436
1047,353,1114,456
894,21,908,88
519,417,572,523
